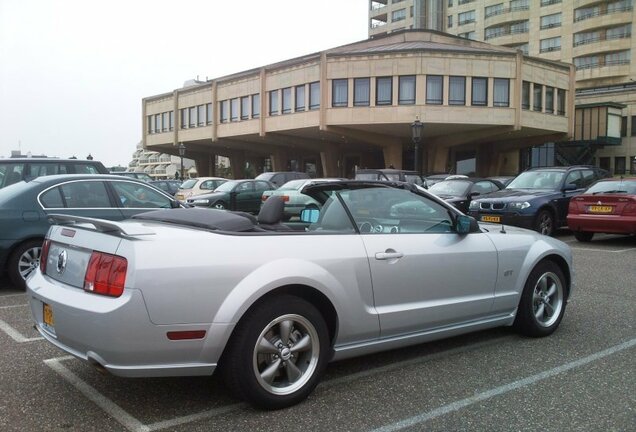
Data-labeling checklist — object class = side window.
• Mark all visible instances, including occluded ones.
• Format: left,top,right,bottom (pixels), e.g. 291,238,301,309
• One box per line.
564,171,583,189
111,181,172,208
237,182,253,192
272,174,283,185
40,187,64,208
0,163,24,187
200,180,215,190
30,163,61,177
58,181,111,208
581,169,595,188
255,181,270,192
73,164,100,174
472,181,494,195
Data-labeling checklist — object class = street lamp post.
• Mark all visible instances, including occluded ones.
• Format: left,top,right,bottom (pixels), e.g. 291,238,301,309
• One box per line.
178,143,186,180
411,118,424,176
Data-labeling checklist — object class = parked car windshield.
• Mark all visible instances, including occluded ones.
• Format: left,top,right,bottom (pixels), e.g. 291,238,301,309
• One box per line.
428,180,471,196
587,179,636,194
507,171,565,189
215,180,239,192
278,179,307,190
179,179,197,189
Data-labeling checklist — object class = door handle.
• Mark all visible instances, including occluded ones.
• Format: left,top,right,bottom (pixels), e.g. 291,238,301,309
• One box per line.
375,251,404,260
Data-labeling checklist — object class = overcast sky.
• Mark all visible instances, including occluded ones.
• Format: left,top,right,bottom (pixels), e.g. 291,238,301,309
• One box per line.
0,0,368,167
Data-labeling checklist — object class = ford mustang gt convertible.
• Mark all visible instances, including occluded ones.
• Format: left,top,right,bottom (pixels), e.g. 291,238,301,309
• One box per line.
27,181,573,409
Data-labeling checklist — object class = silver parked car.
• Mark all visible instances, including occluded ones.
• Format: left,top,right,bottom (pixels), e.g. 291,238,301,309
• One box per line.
27,181,573,409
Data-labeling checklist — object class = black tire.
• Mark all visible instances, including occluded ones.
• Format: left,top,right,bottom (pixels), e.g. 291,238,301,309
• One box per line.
574,231,594,242
221,295,329,409
8,239,43,290
514,261,567,337
534,209,554,236
213,201,227,210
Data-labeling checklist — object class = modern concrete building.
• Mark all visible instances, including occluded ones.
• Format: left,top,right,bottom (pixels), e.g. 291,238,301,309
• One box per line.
370,0,636,174
143,30,574,179
126,142,198,180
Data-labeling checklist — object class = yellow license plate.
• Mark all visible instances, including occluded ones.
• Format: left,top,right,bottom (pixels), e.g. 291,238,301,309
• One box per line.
589,205,612,214
481,215,501,223
43,303,54,327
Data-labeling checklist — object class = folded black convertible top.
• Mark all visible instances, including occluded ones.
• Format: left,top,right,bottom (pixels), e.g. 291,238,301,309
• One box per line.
132,208,258,232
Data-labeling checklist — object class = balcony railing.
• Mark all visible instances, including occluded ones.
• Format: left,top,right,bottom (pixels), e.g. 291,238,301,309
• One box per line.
540,22,562,30
575,59,630,70
573,32,631,47
485,26,529,40
485,5,529,18
541,0,562,5
540,45,561,53
574,6,633,22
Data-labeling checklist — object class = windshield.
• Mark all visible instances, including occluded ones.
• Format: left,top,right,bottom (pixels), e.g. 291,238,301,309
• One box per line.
179,179,197,189
429,180,471,196
507,171,564,189
404,175,423,185
215,180,239,192
587,180,636,194
278,179,307,190
255,173,275,181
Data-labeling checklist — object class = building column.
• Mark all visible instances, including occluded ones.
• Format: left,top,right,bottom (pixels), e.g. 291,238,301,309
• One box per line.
382,143,402,169
270,149,289,172
429,144,450,174
229,151,246,179
319,143,340,177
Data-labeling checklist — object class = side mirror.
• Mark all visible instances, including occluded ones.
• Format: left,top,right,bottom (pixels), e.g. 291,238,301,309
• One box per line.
300,208,320,223
469,191,480,197
170,200,182,209
563,183,577,191
456,214,479,234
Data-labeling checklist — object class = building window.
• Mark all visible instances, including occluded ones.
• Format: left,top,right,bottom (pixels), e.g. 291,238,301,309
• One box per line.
541,0,561,5
493,78,510,107
241,97,250,120
631,116,636,136
511,20,529,34
540,13,561,29
332,79,348,107
154,114,161,133
309,82,320,110
510,0,529,11
448,15,453,28
448,0,453,7
220,100,229,123
545,87,554,114
354,78,370,106
471,77,487,106
392,8,406,22
459,31,476,40
621,116,628,137
180,108,187,128
189,106,197,128
282,87,292,114
205,104,212,124
449,76,466,105
376,77,392,105
557,89,565,115
295,85,305,112
485,3,504,18
458,10,475,25
533,84,542,112
615,157,626,175
161,112,168,132
521,81,530,109
426,75,443,105
197,105,205,126
230,99,239,122
398,76,416,105
252,94,260,119
169,111,175,130
147,116,153,134
540,36,561,53
269,90,279,116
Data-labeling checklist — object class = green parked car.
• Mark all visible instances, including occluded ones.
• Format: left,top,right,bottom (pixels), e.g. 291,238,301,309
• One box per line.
0,174,181,289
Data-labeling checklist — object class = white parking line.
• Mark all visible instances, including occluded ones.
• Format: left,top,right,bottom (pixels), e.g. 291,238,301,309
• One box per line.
369,337,636,432
0,303,29,310
0,319,43,342
0,293,27,299
570,247,636,253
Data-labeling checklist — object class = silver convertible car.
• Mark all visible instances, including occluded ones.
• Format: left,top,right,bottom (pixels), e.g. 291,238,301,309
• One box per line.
27,181,573,409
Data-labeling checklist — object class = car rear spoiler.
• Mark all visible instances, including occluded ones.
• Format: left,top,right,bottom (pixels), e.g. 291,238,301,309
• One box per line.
47,214,156,237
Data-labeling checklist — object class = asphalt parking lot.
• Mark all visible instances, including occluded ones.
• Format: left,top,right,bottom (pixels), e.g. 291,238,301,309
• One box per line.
1,231,634,432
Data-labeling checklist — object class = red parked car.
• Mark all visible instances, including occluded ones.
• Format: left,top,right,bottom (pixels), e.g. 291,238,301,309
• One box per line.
567,177,636,242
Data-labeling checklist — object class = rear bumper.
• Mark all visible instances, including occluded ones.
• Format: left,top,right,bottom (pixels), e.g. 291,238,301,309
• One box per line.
567,215,636,234
27,270,232,377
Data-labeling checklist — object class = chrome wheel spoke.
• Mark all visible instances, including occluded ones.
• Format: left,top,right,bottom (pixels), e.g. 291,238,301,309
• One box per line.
534,303,545,320
257,338,279,355
290,334,312,353
546,282,557,298
285,360,302,383
543,301,555,316
279,320,293,345
260,358,282,384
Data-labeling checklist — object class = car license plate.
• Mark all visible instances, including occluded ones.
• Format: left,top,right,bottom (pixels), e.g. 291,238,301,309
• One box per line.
42,303,55,334
588,205,612,214
481,215,501,223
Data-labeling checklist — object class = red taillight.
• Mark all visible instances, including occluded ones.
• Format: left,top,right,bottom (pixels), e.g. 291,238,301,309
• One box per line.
280,195,290,202
262,195,269,202
84,252,127,297
625,203,636,215
167,330,207,340
40,239,51,274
